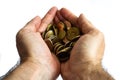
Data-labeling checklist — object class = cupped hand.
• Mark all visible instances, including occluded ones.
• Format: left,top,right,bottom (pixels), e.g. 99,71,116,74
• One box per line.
16,7,60,79
55,8,105,79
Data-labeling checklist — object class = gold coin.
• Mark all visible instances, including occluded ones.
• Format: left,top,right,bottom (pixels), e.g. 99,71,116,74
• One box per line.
45,39,53,51
43,21,81,62
64,41,71,47
45,30,54,39
50,36,59,44
71,35,80,42
63,37,69,44
56,47,71,55
46,24,53,31
64,20,71,30
55,45,64,54
53,25,58,36
57,22,65,30
66,27,80,40
53,42,63,54
56,47,71,62
58,30,66,40
70,42,76,47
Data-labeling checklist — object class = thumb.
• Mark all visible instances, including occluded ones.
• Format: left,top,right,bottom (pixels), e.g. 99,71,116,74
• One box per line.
25,16,41,32
78,14,97,34
39,7,58,33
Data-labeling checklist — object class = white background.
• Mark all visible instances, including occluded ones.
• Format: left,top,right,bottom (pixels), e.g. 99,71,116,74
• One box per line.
0,0,120,80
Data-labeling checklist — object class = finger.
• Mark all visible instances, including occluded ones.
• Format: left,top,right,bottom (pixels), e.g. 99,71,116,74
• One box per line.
60,8,78,26
54,15,60,24
78,14,98,34
39,7,58,33
25,16,41,32
56,10,65,21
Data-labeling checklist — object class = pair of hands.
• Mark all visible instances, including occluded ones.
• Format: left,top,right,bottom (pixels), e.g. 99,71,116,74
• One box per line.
16,7,105,80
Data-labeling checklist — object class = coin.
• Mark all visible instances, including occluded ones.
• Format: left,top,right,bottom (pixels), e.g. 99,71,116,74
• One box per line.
58,30,66,40
42,21,81,62
57,22,65,30
53,42,63,54
56,47,72,55
56,47,72,62
55,45,64,54
53,25,58,36
66,27,80,40
45,30,54,39
46,24,53,31
71,35,80,42
45,39,53,51
64,20,71,30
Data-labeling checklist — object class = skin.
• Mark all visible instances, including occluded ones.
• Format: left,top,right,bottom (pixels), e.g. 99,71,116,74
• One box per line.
4,7,60,80
3,7,114,80
55,8,114,80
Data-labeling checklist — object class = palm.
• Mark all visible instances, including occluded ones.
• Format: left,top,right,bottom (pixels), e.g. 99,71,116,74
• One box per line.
61,32,104,75
17,27,60,75
17,7,60,79
57,9,105,78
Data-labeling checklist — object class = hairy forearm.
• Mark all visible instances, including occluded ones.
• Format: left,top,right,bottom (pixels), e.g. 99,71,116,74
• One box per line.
78,65,114,80
3,60,51,80
62,63,114,80
89,67,114,80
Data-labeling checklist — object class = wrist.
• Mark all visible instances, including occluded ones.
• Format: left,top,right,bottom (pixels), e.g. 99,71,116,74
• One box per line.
23,60,52,80
62,62,114,80
4,58,53,80
23,57,60,80
71,61,102,73
21,58,54,80
62,62,102,80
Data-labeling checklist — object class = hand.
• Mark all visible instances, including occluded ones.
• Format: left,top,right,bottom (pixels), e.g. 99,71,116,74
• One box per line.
55,8,105,79
16,7,60,80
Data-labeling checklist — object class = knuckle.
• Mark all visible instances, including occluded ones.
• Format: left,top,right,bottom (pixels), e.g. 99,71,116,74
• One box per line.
98,31,104,37
92,29,105,40
42,20,48,25
88,28,105,41
96,29,104,38
16,28,28,42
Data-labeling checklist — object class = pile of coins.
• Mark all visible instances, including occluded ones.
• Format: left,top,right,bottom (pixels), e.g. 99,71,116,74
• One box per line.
42,21,80,62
